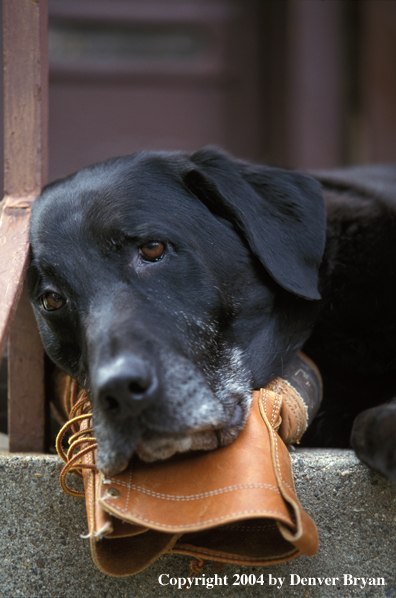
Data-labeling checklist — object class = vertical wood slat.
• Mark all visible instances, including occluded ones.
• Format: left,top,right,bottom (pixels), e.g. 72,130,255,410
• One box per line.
360,0,396,163
286,0,344,170
3,0,49,452
3,0,48,196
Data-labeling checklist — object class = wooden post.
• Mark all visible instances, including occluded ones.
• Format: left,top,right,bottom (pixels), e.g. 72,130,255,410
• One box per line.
1,0,49,452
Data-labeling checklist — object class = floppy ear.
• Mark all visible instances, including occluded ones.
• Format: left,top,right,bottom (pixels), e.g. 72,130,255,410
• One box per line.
182,147,326,300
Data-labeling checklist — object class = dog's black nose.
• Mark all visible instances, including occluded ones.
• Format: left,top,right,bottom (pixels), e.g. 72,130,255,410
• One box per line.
95,356,158,419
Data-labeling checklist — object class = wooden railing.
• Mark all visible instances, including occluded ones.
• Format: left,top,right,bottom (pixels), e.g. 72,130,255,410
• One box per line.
0,0,48,452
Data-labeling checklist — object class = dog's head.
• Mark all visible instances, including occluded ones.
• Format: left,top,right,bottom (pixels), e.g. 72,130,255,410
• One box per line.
28,148,325,474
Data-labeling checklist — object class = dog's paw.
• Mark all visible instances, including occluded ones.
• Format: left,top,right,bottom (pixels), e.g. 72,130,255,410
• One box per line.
351,401,396,485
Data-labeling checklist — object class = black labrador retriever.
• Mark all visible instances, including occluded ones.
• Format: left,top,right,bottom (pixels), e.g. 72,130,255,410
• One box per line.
27,148,396,482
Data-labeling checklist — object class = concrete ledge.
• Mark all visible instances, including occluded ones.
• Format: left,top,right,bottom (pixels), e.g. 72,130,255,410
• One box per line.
1,449,395,597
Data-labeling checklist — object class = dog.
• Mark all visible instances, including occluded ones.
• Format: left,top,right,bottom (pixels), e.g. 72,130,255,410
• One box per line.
27,147,396,483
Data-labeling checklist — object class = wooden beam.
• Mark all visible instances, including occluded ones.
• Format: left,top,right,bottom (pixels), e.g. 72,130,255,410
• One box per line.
286,0,344,169
2,0,49,452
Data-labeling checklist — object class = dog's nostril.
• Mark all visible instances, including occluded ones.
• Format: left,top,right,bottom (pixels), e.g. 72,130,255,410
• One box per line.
128,380,149,397
104,395,120,414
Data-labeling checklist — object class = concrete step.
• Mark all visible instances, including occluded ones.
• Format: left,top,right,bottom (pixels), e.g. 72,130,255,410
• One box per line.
0,432,8,452
0,449,395,597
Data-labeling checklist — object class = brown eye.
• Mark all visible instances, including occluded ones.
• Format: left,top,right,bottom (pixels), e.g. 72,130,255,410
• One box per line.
139,241,165,262
41,292,66,312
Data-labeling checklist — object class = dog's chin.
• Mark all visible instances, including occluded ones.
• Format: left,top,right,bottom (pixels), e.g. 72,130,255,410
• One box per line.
97,452,131,477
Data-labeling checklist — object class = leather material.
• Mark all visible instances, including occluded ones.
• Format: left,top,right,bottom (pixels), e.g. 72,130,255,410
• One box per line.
281,352,323,429
77,354,321,576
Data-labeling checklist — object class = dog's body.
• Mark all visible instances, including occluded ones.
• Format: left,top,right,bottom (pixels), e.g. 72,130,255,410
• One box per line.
27,148,396,482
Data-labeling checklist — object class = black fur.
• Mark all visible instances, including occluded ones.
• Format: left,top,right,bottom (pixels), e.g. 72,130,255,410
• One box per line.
27,148,396,482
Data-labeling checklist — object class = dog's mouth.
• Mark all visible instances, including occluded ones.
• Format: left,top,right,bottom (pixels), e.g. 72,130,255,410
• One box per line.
136,403,245,463
96,400,248,476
